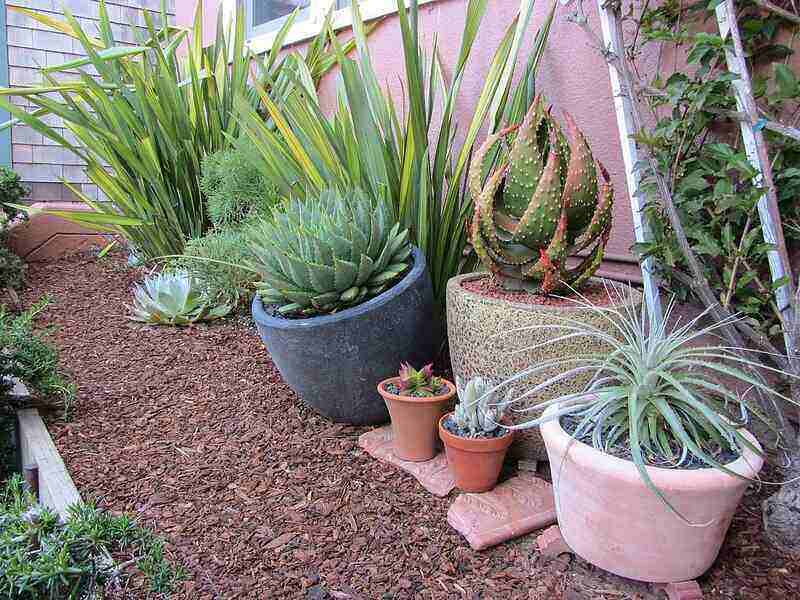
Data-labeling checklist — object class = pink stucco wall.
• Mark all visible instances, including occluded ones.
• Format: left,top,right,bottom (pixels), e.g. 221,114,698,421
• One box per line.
178,0,639,262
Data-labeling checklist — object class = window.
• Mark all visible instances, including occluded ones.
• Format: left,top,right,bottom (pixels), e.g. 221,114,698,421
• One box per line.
246,0,313,37
225,0,437,55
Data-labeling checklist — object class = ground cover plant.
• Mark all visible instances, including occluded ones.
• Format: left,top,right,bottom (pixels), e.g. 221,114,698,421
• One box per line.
0,298,74,418
0,1,348,261
0,167,27,297
0,475,183,599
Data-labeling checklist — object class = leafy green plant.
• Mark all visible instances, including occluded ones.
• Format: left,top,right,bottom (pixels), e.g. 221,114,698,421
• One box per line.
176,229,257,307
0,1,349,261
200,141,278,229
0,166,27,293
631,2,800,339
0,298,74,416
470,95,613,293
0,475,184,599
499,286,795,516
451,376,508,436
392,362,446,397
236,0,556,314
129,271,231,325
248,188,412,317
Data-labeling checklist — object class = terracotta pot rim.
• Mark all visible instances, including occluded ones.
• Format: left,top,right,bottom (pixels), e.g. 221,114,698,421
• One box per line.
377,377,456,404
540,402,764,484
438,413,514,451
447,273,642,312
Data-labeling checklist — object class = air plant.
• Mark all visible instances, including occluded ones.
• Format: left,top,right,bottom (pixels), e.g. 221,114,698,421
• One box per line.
470,95,613,294
129,271,231,326
396,363,445,397
452,376,509,437
496,284,796,515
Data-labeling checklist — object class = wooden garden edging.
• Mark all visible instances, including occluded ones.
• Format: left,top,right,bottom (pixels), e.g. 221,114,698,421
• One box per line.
10,380,81,519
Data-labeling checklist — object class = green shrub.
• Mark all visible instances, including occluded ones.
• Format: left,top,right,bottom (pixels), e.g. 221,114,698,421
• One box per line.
0,166,27,292
0,475,184,599
201,142,277,229
177,228,257,307
0,298,74,416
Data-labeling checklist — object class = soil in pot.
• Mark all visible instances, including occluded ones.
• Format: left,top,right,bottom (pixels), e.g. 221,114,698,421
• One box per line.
378,378,455,462
439,413,514,493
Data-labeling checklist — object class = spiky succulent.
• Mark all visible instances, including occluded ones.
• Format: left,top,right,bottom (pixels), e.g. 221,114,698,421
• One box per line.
396,362,444,397
452,376,508,436
469,95,614,294
129,271,231,325
248,189,412,316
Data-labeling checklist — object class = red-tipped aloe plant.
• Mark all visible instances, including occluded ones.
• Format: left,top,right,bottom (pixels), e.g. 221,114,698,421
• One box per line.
470,95,614,294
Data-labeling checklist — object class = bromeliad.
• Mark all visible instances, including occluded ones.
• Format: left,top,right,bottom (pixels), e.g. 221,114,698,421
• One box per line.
469,95,614,294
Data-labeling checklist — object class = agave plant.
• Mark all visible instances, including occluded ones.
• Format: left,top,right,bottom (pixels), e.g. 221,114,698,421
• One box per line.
470,95,614,294
452,376,508,436
129,271,231,326
496,285,796,515
248,189,412,317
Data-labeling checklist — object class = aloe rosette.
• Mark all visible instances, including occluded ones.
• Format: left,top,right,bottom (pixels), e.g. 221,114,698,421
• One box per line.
469,95,614,294
248,189,412,316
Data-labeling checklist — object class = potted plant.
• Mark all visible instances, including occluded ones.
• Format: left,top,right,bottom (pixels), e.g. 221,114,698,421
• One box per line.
439,377,513,492
497,291,784,583
250,189,437,425
446,95,641,459
377,363,455,462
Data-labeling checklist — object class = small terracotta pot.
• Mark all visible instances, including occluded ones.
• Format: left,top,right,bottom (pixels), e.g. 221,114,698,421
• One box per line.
438,413,514,492
377,377,456,462
540,402,764,582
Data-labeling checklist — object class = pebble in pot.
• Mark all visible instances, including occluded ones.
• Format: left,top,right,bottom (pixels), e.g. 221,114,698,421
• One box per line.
439,376,513,492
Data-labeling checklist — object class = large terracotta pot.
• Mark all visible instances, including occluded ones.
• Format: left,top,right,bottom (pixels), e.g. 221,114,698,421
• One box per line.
446,273,642,460
378,378,456,462
439,413,513,492
540,403,764,583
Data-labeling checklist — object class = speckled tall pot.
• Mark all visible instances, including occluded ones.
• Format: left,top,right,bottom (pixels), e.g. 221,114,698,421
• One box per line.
446,273,642,460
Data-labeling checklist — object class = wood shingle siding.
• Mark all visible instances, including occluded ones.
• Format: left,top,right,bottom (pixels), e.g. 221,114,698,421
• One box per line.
6,0,176,202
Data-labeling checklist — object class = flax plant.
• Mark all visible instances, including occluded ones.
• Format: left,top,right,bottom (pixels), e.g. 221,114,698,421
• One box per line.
235,0,556,312
493,285,798,517
0,1,347,260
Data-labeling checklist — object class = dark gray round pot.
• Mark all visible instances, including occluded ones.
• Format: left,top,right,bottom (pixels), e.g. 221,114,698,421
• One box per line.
251,247,437,425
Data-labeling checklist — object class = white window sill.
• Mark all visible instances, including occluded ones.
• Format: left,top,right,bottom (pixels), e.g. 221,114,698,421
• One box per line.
240,0,439,55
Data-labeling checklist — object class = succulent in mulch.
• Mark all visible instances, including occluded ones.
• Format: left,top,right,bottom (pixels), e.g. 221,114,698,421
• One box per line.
129,271,231,326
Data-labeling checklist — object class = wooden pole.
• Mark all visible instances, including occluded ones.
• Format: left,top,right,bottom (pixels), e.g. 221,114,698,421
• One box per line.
716,0,798,358
595,0,663,325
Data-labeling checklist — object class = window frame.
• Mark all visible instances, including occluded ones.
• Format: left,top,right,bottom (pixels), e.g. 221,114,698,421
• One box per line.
223,0,439,55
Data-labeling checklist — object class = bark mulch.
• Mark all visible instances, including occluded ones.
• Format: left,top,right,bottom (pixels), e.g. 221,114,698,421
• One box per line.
19,250,800,599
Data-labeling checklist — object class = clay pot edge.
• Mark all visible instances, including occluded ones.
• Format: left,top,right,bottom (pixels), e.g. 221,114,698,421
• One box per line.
540,401,764,489
447,273,643,314
377,377,456,405
438,413,514,452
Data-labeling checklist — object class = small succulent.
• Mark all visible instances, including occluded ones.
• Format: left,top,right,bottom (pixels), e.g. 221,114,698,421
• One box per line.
129,271,231,326
248,188,412,317
452,376,508,436
469,94,614,294
396,362,445,397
